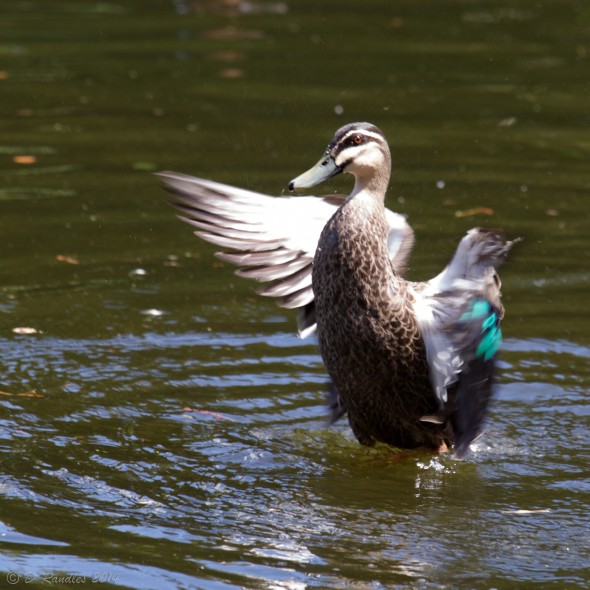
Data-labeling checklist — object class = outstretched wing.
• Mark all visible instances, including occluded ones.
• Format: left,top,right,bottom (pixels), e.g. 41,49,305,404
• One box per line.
157,171,414,337
414,228,519,457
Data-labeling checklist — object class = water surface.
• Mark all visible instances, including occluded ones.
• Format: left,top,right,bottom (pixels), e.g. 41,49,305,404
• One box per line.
1,1,589,588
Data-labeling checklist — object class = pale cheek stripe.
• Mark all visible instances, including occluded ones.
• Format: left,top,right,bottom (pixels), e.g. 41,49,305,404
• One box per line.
334,137,387,167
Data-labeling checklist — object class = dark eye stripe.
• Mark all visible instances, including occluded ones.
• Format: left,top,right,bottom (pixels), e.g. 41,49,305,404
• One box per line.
325,124,387,158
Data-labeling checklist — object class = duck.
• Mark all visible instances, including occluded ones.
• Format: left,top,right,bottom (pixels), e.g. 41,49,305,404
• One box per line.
157,122,518,458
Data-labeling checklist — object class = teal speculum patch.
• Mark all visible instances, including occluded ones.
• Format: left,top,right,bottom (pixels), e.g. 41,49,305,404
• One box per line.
461,300,503,361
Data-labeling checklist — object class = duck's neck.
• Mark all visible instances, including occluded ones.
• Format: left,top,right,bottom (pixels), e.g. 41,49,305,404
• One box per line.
349,164,391,202
337,177,395,282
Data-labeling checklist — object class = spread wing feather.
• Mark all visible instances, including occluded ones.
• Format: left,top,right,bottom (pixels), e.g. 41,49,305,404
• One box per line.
157,171,414,337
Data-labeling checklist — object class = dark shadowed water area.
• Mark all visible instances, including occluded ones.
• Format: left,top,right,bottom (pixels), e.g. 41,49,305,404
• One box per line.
0,1,589,588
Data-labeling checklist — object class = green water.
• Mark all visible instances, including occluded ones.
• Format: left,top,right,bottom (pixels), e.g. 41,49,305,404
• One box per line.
0,1,588,588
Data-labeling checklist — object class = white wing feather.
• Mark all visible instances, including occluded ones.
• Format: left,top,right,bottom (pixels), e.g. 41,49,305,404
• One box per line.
157,171,414,336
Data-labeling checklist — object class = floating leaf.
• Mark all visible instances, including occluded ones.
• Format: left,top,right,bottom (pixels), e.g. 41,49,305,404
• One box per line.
455,206,494,218
0,389,44,398
13,155,37,165
56,254,80,265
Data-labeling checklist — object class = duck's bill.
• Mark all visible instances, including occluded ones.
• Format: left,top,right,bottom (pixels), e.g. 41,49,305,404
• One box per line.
288,156,342,191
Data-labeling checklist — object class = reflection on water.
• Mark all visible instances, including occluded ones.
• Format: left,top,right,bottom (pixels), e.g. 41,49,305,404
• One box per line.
1,0,589,587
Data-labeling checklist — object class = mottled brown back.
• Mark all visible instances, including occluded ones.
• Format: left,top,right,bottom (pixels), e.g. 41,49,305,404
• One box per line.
313,195,447,450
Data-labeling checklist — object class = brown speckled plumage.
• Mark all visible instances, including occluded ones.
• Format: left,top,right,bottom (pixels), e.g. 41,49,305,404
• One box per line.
313,188,445,450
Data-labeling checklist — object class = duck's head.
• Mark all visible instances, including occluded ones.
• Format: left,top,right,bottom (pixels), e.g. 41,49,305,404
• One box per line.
288,122,391,196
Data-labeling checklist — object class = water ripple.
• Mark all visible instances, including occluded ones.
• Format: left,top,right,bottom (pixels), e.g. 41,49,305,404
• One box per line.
0,332,588,588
